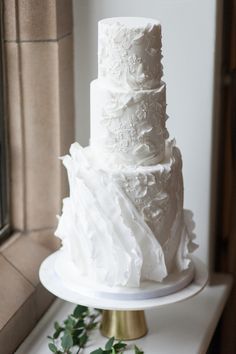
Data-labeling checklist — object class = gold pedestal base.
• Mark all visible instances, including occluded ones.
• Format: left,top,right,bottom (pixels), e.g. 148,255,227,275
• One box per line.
100,310,148,340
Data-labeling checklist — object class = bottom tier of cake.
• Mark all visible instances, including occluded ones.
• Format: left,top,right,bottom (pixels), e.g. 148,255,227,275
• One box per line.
54,249,195,300
55,141,197,288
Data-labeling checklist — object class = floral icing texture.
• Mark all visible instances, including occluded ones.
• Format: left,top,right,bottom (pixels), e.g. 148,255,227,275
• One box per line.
90,80,168,166
98,18,163,90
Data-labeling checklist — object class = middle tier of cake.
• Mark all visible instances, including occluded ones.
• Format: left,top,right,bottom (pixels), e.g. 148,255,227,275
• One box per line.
90,79,168,167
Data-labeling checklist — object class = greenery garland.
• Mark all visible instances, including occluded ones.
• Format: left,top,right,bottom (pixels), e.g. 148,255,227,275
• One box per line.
48,305,144,354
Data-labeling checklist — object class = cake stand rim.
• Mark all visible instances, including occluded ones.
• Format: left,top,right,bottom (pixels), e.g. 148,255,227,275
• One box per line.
39,251,208,311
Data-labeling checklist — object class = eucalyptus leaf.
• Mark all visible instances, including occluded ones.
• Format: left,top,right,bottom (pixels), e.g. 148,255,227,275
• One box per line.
113,341,127,350
76,319,85,328
73,305,88,318
134,344,144,354
105,336,115,350
53,327,63,339
79,333,88,347
48,343,57,353
66,316,76,330
54,321,61,331
90,348,104,354
61,332,73,350
72,328,84,338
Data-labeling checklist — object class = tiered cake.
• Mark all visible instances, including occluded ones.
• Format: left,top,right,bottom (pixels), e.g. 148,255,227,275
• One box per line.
55,17,196,289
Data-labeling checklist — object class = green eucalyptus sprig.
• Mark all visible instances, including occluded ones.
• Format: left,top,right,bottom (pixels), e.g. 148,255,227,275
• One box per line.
48,304,101,354
47,305,144,354
90,336,127,354
90,337,144,354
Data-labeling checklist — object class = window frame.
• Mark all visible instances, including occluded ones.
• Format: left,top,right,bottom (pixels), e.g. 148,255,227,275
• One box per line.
0,0,74,352
0,0,10,241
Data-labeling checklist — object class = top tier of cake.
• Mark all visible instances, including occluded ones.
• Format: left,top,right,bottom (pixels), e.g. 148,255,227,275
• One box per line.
98,17,163,90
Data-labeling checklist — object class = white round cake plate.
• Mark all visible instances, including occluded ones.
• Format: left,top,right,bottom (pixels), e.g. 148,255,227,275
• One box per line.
39,250,208,311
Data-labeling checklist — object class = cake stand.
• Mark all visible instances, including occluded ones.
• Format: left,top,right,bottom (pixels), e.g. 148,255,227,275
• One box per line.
39,250,208,340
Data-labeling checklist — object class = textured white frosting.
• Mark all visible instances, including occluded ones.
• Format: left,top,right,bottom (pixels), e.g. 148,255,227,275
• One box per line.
109,140,185,273
55,142,196,287
90,79,168,166
98,17,163,90
56,143,167,287
55,17,197,288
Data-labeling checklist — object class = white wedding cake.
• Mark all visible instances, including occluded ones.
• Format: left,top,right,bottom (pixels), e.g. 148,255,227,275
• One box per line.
55,17,197,290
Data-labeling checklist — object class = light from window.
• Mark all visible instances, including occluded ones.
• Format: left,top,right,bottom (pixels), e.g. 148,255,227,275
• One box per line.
0,5,10,241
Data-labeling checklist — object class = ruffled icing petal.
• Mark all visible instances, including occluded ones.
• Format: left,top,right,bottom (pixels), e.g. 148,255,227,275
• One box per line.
175,209,199,271
183,209,199,254
55,142,167,287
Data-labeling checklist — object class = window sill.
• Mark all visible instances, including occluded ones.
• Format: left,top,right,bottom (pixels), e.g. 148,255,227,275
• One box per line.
0,231,60,354
16,273,232,354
